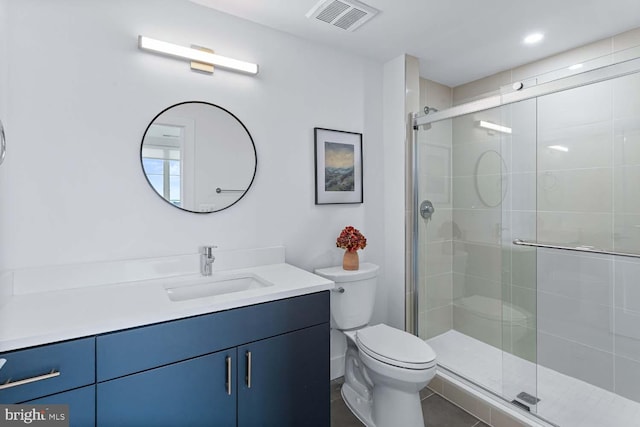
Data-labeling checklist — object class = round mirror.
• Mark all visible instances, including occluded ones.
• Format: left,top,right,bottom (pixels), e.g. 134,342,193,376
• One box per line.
140,101,257,213
475,150,507,208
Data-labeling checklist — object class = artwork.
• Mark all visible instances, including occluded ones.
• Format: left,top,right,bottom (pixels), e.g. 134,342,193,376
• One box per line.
314,128,363,204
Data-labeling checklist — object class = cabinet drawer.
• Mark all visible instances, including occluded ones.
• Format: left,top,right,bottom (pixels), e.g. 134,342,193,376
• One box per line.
0,337,95,403
97,291,329,381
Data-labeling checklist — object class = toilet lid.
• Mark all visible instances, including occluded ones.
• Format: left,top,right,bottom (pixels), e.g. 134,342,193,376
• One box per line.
356,324,436,370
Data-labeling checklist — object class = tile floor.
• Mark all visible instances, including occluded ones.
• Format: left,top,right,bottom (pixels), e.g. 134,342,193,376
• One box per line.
331,377,489,427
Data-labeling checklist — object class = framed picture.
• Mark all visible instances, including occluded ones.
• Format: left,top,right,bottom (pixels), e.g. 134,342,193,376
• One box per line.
314,128,363,205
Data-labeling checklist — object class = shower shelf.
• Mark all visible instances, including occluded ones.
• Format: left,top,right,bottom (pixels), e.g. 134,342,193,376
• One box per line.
512,239,640,259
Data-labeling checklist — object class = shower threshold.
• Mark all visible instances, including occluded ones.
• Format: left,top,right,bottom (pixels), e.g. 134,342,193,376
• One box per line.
427,331,640,427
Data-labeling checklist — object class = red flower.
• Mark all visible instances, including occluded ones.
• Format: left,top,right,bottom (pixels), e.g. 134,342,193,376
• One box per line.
336,226,367,252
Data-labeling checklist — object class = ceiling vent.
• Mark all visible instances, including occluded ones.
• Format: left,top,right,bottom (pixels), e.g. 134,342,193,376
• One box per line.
306,0,379,32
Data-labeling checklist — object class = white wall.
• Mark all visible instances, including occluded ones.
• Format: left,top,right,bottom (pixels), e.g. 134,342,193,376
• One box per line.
382,55,407,330
0,0,384,273
0,0,394,370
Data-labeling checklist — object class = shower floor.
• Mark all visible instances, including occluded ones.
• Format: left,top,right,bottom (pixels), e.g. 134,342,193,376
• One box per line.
427,330,640,427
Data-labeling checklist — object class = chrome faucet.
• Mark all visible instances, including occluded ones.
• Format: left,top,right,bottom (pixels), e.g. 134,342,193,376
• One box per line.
200,246,217,276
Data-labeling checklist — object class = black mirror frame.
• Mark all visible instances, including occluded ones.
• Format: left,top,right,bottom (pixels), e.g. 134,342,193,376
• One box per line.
140,101,257,214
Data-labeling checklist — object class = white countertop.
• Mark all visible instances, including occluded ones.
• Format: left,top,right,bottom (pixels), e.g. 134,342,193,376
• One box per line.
0,263,334,353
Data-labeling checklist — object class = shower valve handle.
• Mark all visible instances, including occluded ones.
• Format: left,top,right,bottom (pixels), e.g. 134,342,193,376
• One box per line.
420,200,435,221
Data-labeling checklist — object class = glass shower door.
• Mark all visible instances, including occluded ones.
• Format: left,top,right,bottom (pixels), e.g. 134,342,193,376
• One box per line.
531,69,640,426
416,55,640,426
416,99,538,410
499,98,538,412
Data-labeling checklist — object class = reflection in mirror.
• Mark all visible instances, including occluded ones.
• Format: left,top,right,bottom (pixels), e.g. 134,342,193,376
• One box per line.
475,150,507,207
141,102,257,213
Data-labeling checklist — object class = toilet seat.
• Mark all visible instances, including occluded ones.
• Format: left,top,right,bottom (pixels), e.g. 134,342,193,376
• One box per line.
356,324,436,370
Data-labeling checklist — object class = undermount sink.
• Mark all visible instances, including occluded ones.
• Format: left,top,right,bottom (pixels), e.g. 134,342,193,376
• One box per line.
165,274,273,302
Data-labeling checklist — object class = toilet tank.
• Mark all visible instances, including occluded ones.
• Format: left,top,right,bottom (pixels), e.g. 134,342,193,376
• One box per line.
314,263,379,330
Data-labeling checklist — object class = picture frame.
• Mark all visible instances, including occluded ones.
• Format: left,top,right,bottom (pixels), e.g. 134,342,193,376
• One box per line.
314,128,363,205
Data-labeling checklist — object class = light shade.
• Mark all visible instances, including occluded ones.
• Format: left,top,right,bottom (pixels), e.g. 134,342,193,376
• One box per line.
138,36,259,75
477,120,512,134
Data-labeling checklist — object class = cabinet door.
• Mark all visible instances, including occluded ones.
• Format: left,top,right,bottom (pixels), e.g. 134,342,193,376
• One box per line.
97,349,236,427
238,323,330,427
26,385,95,427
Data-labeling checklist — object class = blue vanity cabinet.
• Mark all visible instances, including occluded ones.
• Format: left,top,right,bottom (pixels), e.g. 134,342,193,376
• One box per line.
238,323,330,427
95,291,330,426
25,385,96,427
97,349,237,426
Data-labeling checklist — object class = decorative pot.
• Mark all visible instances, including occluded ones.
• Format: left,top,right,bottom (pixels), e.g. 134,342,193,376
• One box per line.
343,250,359,271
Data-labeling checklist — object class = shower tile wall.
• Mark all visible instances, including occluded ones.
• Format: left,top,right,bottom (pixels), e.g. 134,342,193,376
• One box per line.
533,72,640,403
537,80,614,247
418,77,454,340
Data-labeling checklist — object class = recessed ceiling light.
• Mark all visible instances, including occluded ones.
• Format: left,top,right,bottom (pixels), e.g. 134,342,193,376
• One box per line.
524,33,544,45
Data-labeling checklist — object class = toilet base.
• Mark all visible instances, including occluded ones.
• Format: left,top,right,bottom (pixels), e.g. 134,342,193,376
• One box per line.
340,326,435,427
342,382,375,426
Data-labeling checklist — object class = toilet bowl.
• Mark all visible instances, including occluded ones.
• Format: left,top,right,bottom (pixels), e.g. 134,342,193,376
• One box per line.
315,263,437,427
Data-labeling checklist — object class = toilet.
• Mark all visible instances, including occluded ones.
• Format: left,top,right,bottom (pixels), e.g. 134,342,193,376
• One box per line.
315,263,437,427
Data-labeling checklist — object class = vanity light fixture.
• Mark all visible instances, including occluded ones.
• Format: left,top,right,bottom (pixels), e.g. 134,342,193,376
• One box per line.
138,36,259,75
477,120,512,134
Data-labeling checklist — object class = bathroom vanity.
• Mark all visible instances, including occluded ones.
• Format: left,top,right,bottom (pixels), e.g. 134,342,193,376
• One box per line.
0,248,333,426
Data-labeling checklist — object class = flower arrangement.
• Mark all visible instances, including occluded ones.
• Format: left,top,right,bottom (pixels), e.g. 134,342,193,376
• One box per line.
336,226,367,253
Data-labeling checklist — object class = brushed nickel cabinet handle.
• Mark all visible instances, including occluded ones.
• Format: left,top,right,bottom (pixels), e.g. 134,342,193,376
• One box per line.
0,370,60,390
246,351,252,388
225,356,232,396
